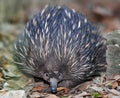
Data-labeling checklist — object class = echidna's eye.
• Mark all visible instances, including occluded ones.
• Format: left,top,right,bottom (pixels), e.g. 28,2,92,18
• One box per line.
44,73,49,79
58,73,62,79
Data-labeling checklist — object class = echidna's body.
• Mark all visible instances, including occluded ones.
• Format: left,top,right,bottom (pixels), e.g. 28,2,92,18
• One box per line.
14,6,107,93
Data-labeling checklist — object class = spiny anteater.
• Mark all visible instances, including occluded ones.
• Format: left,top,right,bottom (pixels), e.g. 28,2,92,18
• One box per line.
13,6,107,93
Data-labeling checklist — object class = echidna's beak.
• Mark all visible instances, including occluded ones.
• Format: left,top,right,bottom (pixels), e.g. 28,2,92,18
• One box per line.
50,78,58,94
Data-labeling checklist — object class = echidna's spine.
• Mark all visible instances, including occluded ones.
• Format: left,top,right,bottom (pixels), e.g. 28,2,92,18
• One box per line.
13,6,106,81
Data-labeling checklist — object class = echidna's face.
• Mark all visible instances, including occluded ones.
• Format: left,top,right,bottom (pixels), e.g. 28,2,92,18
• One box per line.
43,71,63,93
41,57,65,93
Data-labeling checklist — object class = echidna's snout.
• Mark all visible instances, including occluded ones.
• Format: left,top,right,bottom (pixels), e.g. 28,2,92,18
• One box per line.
50,78,58,94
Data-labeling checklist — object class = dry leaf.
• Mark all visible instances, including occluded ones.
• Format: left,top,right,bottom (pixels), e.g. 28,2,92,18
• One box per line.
112,82,118,89
102,93,116,98
57,87,69,93
79,81,92,91
108,89,120,96
90,86,103,92
112,75,120,80
45,94,59,98
30,93,59,98
32,84,45,92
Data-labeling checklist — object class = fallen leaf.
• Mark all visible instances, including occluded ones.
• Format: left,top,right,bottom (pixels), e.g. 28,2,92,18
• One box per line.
32,84,45,92
108,89,120,96
90,86,103,92
30,92,41,98
112,75,120,81
68,81,92,94
45,94,59,98
57,87,69,93
102,93,116,98
68,91,91,98
79,81,92,91
30,93,59,98
112,81,118,89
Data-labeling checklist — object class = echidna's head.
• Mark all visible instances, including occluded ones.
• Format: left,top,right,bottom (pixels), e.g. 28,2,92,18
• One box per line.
39,56,68,93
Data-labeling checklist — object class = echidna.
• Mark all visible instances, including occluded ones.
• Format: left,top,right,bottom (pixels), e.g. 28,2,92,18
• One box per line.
13,6,107,93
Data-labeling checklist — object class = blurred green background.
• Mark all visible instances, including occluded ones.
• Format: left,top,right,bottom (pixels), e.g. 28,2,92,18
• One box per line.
0,0,120,27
